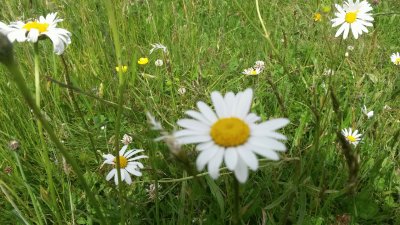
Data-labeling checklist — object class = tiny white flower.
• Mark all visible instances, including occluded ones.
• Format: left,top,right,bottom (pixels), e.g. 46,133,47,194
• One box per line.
331,0,374,39
149,43,168,54
383,105,392,110
6,12,71,55
345,52,349,57
102,145,148,185
347,45,355,51
154,59,163,67
361,105,373,119
341,128,362,146
242,67,261,76
174,88,289,183
254,60,265,70
121,134,133,145
390,52,400,65
178,87,186,95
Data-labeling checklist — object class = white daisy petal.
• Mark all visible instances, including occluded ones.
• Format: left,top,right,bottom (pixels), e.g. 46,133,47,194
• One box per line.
237,147,259,171
211,91,228,118
234,157,249,183
207,149,224,179
177,119,210,131
224,148,238,170
106,169,116,181
196,146,219,171
197,101,218,123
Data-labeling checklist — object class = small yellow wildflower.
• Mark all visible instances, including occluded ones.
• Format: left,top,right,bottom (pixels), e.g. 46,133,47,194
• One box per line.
314,13,322,22
115,65,128,73
138,57,149,65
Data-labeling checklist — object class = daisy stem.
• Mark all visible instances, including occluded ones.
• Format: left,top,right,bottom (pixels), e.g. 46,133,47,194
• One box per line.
104,0,131,222
233,177,241,225
34,42,63,225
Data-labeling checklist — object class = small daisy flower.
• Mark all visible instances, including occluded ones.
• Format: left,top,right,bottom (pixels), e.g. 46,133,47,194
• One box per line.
174,88,289,183
242,67,261,76
138,57,149,65
341,128,362,146
121,134,133,145
116,65,128,73
149,43,168,54
7,12,71,54
102,145,148,185
154,59,163,67
361,105,373,119
331,0,374,39
314,13,322,22
390,53,400,65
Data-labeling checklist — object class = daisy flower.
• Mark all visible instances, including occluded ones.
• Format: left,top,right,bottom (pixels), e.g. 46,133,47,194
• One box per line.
341,128,362,146
102,145,148,185
174,88,289,183
331,0,373,39
390,52,400,65
7,12,71,55
138,57,149,65
242,67,261,76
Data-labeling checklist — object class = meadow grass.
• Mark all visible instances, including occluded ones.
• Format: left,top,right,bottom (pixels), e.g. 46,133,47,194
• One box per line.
0,0,399,224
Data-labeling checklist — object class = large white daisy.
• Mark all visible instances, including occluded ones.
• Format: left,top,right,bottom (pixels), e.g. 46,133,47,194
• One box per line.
7,12,71,55
102,145,148,185
341,128,362,146
174,88,289,183
331,0,374,39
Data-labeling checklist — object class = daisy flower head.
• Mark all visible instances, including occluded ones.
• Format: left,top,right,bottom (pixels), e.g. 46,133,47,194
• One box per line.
242,67,261,76
254,60,265,71
390,52,400,65
341,127,362,146
7,12,71,55
331,0,373,39
174,88,289,183
102,145,148,185
138,57,149,65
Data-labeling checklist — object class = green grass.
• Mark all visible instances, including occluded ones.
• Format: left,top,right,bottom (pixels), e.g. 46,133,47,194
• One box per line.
0,0,399,224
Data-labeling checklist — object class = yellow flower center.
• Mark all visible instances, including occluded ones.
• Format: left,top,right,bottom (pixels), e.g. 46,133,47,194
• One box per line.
395,58,400,65
346,135,356,143
210,117,250,147
113,156,128,168
23,21,49,33
345,11,358,23
250,69,257,75
138,57,149,65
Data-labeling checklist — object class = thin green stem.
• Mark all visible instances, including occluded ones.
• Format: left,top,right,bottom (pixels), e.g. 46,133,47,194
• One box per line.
233,178,241,225
34,42,62,224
